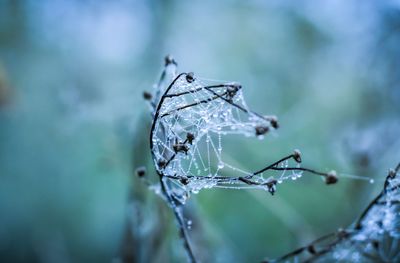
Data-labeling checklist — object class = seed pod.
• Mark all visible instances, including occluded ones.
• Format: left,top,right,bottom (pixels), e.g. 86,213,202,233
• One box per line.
180,177,189,185
173,143,189,154
269,116,279,129
293,149,302,163
325,170,338,185
186,133,195,144
158,159,167,169
164,55,176,66
389,168,396,179
255,125,269,136
143,91,152,100
186,72,195,83
265,179,277,195
136,166,146,177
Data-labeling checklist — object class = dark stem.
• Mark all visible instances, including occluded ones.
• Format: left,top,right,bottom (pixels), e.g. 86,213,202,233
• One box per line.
149,72,198,263
163,84,234,98
252,154,294,176
160,91,228,118
159,177,197,263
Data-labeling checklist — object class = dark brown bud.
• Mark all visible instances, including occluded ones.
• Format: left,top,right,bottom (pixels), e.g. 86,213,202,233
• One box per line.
186,72,195,83
135,166,146,177
158,160,166,169
269,116,279,129
265,179,277,195
180,177,189,185
255,125,269,136
143,91,152,100
226,84,240,99
388,168,396,179
173,143,189,154
164,55,177,66
325,170,338,185
293,149,302,163
186,133,195,144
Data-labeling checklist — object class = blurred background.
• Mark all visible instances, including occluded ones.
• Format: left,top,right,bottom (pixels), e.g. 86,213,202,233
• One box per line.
0,0,399,262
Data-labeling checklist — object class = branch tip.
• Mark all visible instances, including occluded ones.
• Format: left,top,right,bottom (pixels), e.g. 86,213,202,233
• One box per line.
143,91,152,100
388,168,396,179
186,72,195,83
325,170,338,185
266,115,279,129
293,149,302,163
157,159,167,169
186,133,195,145
164,54,177,66
135,166,146,177
255,125,269,136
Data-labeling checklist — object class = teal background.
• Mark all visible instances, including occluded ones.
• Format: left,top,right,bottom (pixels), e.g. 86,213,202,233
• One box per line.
0,1,399,262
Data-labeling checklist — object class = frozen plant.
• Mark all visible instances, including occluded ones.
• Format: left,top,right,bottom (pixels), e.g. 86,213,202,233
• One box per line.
138,56,339,263
264,162,400,263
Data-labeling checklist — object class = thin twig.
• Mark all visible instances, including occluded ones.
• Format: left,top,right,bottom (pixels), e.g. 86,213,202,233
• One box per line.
265,162,400,262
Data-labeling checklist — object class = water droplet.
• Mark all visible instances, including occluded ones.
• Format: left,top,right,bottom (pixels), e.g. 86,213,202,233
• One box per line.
369,179,375,184
218,162,225,169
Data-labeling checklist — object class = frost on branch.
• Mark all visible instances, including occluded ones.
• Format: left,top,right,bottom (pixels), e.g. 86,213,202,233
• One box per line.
265,162,400,263
144,56,337,204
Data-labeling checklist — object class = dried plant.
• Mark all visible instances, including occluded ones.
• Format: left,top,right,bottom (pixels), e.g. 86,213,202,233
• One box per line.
264,162,400,263
138,56,339,263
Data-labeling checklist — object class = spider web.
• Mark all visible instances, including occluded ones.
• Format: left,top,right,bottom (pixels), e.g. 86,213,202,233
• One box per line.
267,165,400,263
149,65,302,201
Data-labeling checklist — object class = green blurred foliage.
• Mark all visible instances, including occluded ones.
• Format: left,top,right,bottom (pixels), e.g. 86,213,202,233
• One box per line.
0,0,399,262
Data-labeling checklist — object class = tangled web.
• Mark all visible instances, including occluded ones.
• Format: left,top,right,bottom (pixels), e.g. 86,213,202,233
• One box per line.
265,163,400,263
145,56,337,205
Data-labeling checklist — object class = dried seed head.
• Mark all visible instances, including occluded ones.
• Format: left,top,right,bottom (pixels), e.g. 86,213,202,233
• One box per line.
186,72,195,83
180,177,189,185
255,125,269,136
388,168,396,179
265,179,277,195
186,133,195,144
164,55,176,66
173,143,189,154
269,116,279,129
158,159,167,169
135,166,146,177
293,149,302,163
226,84,240,99
143,91,152,100
265,115,279,129
325,170,338,185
